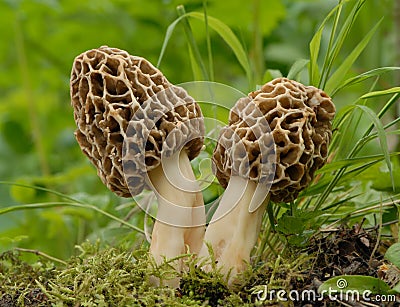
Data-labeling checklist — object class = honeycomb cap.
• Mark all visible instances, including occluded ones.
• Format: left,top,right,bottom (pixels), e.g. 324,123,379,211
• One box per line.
70,46,204,197
213,77,335,203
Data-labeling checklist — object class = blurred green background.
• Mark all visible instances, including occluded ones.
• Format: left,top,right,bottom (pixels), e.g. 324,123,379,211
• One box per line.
0,0,398,259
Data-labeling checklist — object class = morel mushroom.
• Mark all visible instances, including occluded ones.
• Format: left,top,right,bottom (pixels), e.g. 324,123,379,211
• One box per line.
199,77,335,284
70,46,206,285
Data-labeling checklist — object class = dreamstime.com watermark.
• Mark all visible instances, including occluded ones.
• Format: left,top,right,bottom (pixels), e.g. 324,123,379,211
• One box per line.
254,278,398,303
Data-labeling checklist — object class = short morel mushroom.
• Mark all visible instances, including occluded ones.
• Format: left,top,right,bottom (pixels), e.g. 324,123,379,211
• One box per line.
70,46,206,285
199,77,335,284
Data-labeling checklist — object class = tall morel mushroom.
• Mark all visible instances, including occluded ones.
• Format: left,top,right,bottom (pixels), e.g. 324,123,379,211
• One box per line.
199,77,335,284
70,46,206,285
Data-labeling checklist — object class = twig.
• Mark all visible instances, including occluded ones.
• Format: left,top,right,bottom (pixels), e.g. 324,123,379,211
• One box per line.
336,299,353,307
364,219,399,230
15,247,68,266
368,198,383,265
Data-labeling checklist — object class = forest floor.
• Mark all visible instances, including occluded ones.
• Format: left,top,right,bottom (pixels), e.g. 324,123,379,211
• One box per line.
0,224,399,307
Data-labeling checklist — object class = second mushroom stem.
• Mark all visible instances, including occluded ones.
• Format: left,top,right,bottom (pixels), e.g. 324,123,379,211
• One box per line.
198,176,270,285
147,149,205,285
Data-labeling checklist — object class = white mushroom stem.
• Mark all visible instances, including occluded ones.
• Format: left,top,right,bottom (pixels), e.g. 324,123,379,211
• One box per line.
198,176,270,285
147,149,205,287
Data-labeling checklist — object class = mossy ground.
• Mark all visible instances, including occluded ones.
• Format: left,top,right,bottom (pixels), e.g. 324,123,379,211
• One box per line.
1,226,399,306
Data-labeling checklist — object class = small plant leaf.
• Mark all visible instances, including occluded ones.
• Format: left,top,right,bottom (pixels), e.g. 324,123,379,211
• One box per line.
318,275,393,295
0,235,28,245
385,243,400,269
394,282,400,294
262,69,283,84
287,59,309,80
275,209,322,246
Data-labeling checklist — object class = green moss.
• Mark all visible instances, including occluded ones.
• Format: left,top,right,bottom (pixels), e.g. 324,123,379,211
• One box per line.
0,250,56,306
0,243,226,306
179,264,230,306
0,242,312,306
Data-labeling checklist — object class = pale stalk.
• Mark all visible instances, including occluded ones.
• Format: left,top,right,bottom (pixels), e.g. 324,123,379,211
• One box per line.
198,176,269,285
147,150,205,287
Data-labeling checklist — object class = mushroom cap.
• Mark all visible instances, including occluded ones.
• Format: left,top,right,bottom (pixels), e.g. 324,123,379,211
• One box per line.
70,46,204,197
212,77,335,203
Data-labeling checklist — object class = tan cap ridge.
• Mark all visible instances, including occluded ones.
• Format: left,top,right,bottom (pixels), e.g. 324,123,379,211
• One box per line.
213,77,335,203
70,46,204,197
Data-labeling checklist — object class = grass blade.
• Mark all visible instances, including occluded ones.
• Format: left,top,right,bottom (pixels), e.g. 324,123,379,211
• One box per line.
355,105,394,189
351,131,400,157
309,25,323,86
0,202,79,214
384,118,400,131
319,1,343,88
317,153,392,174
157,14,187,67
362,92,400,136
158,11,252,85
305,159,381,200
187,45,203,80
374,92,400,124
321,0,366,89
320,193,362,212
187,12,252,85
177,5,209,80
361,87,400,99
0,180,85,204
330,104,356,150
0,201,145,234
203,0,214,82
318,93,398,209
325,18,382,95
332,67,400,96
309,2,341,86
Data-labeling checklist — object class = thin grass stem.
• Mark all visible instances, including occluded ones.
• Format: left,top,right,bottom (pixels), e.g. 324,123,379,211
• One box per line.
176,5,209,80
15,247,68,266
0,181,85,204
203,0,214,82
14,13,50,177
0,202,145,234
251,0,263,85
319,1,343,88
